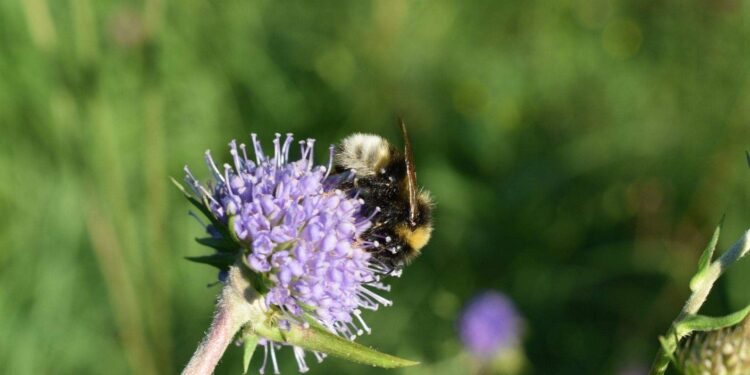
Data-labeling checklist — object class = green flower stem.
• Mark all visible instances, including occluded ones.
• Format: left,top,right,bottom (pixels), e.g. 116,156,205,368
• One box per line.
182,266,262,375
649,229,750,375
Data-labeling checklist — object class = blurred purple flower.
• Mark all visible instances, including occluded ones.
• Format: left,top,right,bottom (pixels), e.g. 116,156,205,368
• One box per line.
184,134,392,373
458,291,522,359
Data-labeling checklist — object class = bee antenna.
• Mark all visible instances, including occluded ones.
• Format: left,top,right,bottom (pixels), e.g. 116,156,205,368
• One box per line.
399,118,418,227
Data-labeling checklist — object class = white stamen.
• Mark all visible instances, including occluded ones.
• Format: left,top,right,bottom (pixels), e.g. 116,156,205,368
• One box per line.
334,321,354,340
344,320,364,337
313,351,326,363
269,340,280,374
198,186,219,205
365,260,390,274
325,144,335,178
239,143,250,165
223,164,235,195
368,282,391,292
298,140,307,159
260,341,269,374
353,309,372,334
306,139,316,170
229,141,243,173
251,133,264,163
357,300,379,310
183,166,203,196
359,286,393,306
365,207,381,222
204,150,225,183
183,177,202,197
356,292,380,310
273,133,282,168
293,347,309,373
282,133,294,164
364,265,388,275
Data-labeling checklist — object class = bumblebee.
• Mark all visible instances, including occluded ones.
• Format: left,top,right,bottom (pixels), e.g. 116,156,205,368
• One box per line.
333,120,433,273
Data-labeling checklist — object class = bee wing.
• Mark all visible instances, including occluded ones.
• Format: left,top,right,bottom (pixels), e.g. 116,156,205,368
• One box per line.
399,118,419,227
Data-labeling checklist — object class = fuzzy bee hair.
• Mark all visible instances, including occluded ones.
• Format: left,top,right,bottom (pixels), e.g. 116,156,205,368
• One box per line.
333,122,433,273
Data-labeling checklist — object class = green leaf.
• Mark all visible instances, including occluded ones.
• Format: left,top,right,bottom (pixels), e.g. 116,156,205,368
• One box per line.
185,253,236,269
171,177,234,241
252,319,419,368
746,150,750,168
657,335,677,364
242,333,260,374
171,178,213,220
689,218,724,291
195,237,239,253
675,303,750,338
170,176,192,197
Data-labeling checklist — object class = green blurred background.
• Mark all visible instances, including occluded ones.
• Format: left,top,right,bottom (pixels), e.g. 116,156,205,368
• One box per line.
2,0,749,374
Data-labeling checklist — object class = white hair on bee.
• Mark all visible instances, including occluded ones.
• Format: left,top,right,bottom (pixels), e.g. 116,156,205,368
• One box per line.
336,133,392,177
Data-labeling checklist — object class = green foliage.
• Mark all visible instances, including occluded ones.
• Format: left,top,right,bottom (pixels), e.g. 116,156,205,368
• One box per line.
677,305,750,337
184,253,235,270
689,219,723,292
1,0,749,374
242,332,259,375
252,315,419,369
651,224,750,374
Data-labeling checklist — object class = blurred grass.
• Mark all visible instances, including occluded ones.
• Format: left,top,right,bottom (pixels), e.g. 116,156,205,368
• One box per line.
1,0,749,374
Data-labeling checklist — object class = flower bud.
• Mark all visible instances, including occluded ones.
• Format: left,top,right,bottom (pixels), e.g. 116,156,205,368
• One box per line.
677,315,750,375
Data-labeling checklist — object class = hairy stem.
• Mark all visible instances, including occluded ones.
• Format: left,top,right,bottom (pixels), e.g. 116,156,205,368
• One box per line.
182,266,259,375
649,229,750,375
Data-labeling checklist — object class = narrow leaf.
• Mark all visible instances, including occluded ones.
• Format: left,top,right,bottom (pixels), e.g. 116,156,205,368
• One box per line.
689,218,724,291
195,237,239,253
252,320,419,368
746,150,750,168
242,333,260,374
171,177,234,241
676,303,750,338
170,176,191,196
185,253,236,269
171,178,214,221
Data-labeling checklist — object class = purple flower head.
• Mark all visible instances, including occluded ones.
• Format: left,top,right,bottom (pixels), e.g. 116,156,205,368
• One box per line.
458,291,522,359
183,133,393,373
